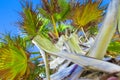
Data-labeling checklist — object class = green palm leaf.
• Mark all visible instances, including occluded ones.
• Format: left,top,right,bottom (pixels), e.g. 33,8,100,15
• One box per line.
68,0,104,28
0,35,33,79
0,47,27,79
18,1,44,39
53,0,70,21
107,41,120,57
40,0,70,21
39,0,71,37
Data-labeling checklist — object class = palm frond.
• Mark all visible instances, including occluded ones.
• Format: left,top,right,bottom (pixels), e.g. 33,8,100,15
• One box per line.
54,0,70,21
39,0,71,37
107,41,120,57
40,0,70,22
0,34,32,50
0,34,33,79
68,0,104,28
18,0,43,39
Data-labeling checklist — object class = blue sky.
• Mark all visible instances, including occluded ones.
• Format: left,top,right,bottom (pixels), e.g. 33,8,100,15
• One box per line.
0,0,40,35
0,0,110,35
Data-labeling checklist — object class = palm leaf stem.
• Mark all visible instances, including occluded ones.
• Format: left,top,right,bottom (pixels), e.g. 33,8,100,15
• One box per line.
81,27,88,41
43,53,50,80
30,56,42,61
51,15,59,38
32,41,50,80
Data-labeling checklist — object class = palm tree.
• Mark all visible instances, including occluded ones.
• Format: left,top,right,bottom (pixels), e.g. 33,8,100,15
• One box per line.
17,0,120,79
